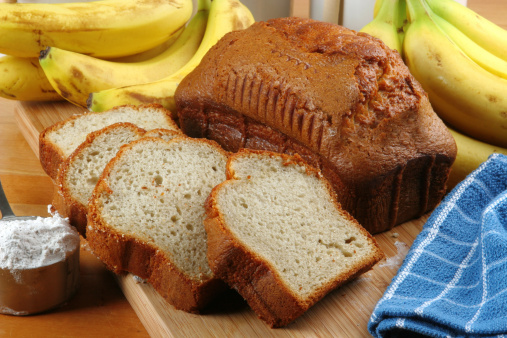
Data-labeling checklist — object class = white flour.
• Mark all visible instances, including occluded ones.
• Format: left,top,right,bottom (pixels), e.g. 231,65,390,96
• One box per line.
0,208,80,270
379,241,410,269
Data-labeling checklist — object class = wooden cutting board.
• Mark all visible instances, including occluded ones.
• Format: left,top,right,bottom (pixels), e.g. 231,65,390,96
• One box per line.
14,100,428,338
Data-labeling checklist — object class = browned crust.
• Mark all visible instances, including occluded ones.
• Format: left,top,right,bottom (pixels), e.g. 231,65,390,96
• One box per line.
51,183,88,236
86,137,229,312
39,104,178,180
175,18,457,234
86,214,226,313
39,127,67,181
204,149,384,327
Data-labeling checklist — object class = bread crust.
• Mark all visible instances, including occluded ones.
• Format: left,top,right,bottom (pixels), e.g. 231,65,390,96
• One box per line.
175,18,457,234
39,127,67,182
39,104,178,180
204,149,384,327
87,212,225,313
52,185,89,236
87,137,229,313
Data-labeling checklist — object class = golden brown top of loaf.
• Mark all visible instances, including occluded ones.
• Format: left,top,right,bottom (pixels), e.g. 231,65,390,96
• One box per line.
175,17,456,186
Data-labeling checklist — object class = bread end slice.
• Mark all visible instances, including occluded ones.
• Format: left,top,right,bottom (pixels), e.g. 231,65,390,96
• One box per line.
204,149,384,327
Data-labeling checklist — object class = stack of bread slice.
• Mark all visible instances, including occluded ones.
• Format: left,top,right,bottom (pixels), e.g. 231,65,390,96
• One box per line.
39,104,180,180
39,105,383,324
39,104,182,236
53,122,182,236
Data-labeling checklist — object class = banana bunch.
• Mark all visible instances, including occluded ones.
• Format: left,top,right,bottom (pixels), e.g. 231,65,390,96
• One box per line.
0,0,193,102
39,0,210,107
0,0,254,105
404,0,507,149
403,0,507,186
361,0,507,187
87,0,255,114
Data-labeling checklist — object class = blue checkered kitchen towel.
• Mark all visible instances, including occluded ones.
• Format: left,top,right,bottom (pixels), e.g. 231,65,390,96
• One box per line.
369,153,507,338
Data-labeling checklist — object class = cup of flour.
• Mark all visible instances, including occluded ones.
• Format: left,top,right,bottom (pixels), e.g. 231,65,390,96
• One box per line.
0,210,80,315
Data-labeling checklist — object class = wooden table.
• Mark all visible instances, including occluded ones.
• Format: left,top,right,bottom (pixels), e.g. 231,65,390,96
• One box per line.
0,1,505,336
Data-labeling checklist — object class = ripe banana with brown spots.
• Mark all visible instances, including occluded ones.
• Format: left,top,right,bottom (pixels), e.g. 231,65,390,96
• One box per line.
0,0,192,58
39,0,209,107
0,55,60,101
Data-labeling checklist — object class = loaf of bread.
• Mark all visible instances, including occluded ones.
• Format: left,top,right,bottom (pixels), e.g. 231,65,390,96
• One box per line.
175,17,457,234
39,104,180,180
53,123,183,237
204,149,384,327
86,137,229,313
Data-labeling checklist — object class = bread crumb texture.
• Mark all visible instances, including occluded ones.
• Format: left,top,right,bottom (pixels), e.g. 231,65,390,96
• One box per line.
48,105,177,157
66,124,144,205
95,139,227,279
218,153,375,297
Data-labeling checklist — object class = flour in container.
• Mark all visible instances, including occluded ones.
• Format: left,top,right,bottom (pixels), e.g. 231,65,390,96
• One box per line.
0,208,80,271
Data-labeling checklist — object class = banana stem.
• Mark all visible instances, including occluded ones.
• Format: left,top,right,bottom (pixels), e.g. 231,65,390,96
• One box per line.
376,0,399,21
373,0,383,18
397,0,407,30
197,0,211,12
406,0,429,23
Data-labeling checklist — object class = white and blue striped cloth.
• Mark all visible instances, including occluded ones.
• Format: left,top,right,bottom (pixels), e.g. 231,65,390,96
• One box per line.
369,153,507,338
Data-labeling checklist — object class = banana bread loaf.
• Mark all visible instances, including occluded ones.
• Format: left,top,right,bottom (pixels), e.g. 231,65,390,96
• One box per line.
175,17,457,234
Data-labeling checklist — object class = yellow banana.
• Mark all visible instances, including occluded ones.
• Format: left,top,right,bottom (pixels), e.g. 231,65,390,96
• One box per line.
447,127,507,189
88,0,255,115
403,0,507,148
425,0,507,61
0,55,61,101
39,0,209,107
431,14,507,80
360,0,407,54
0,0,192,58
111,27,184,63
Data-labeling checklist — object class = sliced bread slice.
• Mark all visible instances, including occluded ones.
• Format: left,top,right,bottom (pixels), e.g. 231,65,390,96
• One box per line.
53,122,183,237
39,104,180,180
86,137,230,313
204,149,384,327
